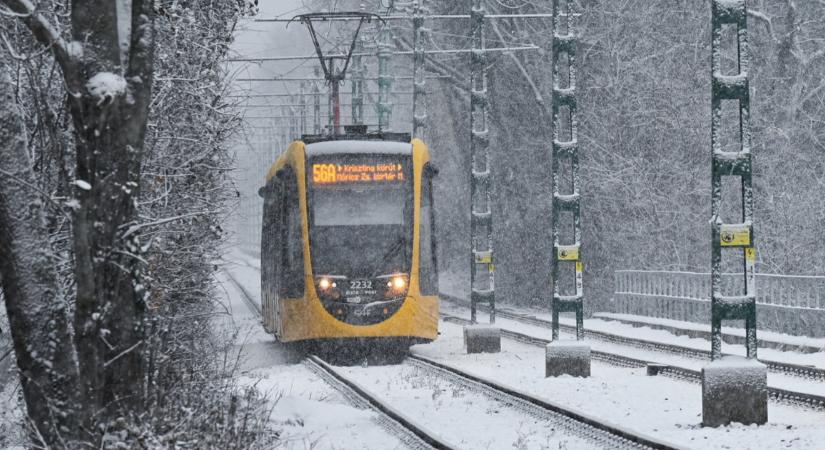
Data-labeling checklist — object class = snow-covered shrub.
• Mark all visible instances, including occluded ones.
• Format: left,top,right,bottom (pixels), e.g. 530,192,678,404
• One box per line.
0,0,277,447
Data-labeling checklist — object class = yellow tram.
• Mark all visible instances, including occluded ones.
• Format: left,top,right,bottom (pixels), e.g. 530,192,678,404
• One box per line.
258,132,439,349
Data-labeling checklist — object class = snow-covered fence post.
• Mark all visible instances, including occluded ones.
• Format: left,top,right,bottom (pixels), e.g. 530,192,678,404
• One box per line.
412,0,428,139
464,0,501,354
550,0,584,341
709,0,757,361
703,1,766,427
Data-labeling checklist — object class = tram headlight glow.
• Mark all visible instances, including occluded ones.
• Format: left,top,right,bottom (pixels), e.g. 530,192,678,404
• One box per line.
391,276,406,290
318,278,332,290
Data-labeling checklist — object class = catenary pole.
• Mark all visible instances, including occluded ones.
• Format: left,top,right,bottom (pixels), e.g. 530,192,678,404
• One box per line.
550,0,584,341
412,0,428,139
709,0,757,360
469,0,495,325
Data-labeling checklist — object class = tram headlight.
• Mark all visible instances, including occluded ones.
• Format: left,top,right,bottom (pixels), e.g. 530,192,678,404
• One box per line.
318,277,333,290
391,276,406,290
384,275,408,298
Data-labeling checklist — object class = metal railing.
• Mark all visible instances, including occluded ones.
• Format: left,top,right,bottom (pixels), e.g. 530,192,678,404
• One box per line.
613,270,825,336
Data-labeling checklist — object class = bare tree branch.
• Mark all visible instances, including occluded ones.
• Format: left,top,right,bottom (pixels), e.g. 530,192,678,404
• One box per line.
0,0,80,90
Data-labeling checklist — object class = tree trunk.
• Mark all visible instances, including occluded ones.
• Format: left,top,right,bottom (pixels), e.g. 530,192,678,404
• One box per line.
1,0,156,439
0,71,83,446
66,0,156,419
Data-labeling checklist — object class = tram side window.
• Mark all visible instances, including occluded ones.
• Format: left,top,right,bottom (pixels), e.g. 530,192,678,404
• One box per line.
419,166,438,295
280,170,305,298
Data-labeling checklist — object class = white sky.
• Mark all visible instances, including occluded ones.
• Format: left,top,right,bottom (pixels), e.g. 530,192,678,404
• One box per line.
230,0,319,96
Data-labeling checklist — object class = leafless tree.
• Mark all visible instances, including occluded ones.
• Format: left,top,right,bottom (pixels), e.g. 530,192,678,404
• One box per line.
0,0,262,446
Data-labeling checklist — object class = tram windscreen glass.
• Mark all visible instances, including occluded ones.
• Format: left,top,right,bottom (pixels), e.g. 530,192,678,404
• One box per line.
308,155,411,277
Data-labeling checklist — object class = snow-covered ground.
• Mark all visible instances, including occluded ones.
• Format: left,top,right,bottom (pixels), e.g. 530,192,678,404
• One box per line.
412,322,825,450
440,272,825,369
222,251,825,449
441,303,825,399
238,364,405,449
217,255,407,449
596,312,825,352
338,363,596,449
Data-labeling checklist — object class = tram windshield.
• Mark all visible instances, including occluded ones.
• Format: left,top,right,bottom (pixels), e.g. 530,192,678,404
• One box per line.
308,154,412,277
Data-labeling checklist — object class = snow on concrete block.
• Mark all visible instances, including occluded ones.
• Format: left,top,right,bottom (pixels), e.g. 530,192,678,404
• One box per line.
545,341,591,378
463,325,501,354
702,356,768,427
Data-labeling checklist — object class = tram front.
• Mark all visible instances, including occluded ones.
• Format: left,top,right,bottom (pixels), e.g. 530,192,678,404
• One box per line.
306,140,415,326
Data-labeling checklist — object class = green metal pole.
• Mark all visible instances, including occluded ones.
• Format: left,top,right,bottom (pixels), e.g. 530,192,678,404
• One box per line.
550,0,584,341
710,0,756,360
351,34,365,126
313,68,321,134
469,0,495,325
377,21,393,131
412,0,428,139
300,82,307,135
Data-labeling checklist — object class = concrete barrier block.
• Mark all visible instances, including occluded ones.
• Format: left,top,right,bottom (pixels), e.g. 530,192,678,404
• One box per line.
702,356,768,427
463,325,501,354
646,363,668,376
545,341,591,378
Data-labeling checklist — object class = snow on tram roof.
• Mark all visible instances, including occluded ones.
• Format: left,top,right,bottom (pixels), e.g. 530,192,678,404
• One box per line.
304,140,412,156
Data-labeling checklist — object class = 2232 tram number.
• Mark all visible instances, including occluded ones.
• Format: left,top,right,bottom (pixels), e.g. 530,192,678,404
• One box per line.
349,279,373,290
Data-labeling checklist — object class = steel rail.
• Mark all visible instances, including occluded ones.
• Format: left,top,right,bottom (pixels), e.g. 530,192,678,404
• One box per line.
408,354,684,450
305,355,458,450
440,311,825,411
223,270,261,316
441,293,825,382
222,265,455,449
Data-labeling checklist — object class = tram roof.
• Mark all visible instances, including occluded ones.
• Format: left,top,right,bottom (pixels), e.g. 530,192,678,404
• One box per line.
304,139,412,157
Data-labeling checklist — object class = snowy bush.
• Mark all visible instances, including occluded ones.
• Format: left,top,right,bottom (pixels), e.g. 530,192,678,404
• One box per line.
0,0,277,447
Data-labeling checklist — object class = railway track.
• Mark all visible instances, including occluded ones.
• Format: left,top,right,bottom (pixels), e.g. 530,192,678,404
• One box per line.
223,269,825,413
441,294,825,382
310,353,683,449
305,355,458,450
440,312,825,411
223,268,684,448
223,269,262,316
223,269,455,449
407,354,682,450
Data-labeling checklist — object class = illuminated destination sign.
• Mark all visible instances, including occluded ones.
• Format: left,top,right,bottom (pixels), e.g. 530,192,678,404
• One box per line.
312,162,405,185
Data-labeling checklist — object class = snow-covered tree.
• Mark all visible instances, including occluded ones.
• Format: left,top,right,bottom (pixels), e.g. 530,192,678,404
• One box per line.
0,0,262,446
